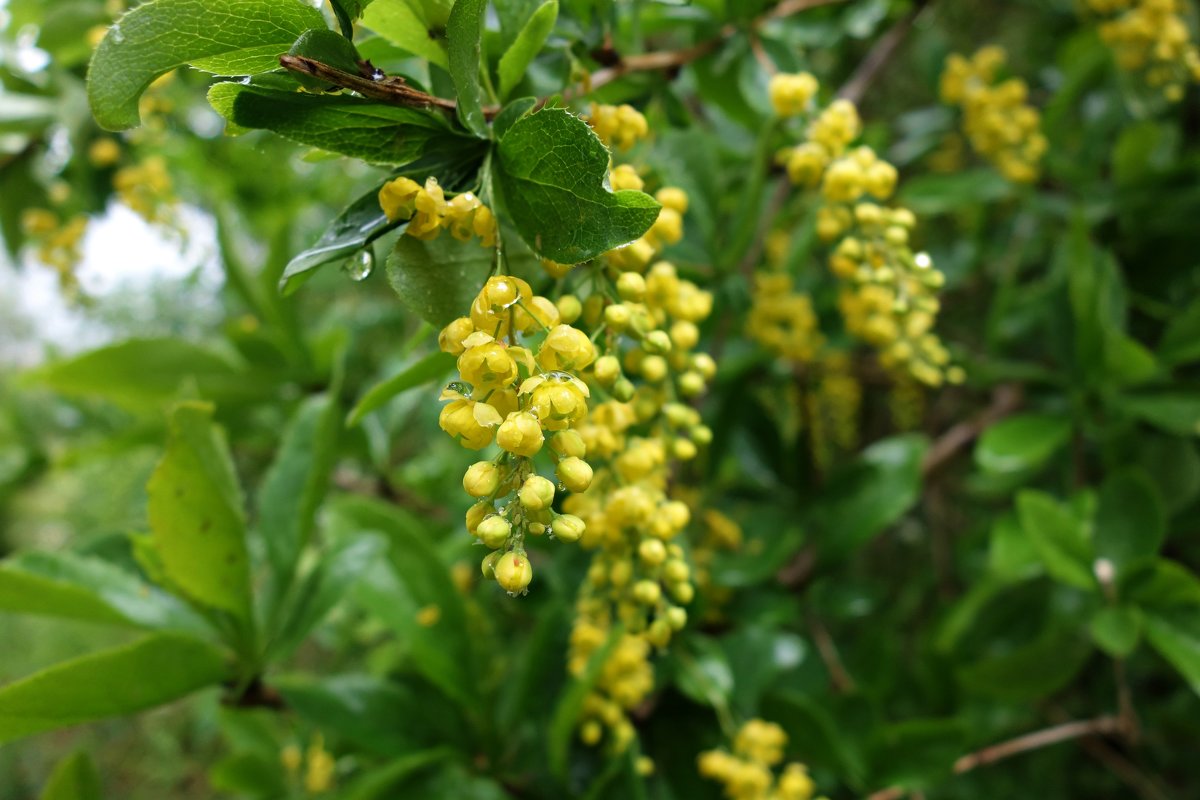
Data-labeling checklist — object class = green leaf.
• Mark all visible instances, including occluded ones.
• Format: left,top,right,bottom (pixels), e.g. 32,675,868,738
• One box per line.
280,187,396,295
286,29,362,90
813,434,929,560
1089,606,1141,657
957,629,1092,701
898,169,1014,215
147,402,251,618
339,750,454,800
29,338,241,411
330,0,377,38
39,752,101,800
1158,296,1200,366
327,497,477,710
548,625,622,779
0,634,227,744
276,673,424,755
86,0,326,130
1125,559,1200,610
258,394,340,590
385,229,536,326
987,514,1043,581
498,1,558,100
361,1,450,68
348,351,456,426
1015,490,1094,590
446,0,490,138
209,752,286,797
1,551,203,631
494,108,661,263
207,82,474,166
1094,468,1165,578
1114,392,1200,436
975,413,1072,475
1143,612,1200,695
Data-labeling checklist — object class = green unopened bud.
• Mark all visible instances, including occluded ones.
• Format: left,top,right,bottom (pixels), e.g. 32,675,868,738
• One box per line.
605,303,632,331
463,461,501,497
633,579,662,605
477,515,511,549
690,424,713,445
642,329,672,355
647,618,672,647
616,272,646,302
557,294,582,323
663,559,690,584
593,355,621,387
638,538,667,566
678,371,705,397
666,606,688,630
551,513,586,542
495,550,533,594
551,430,587,459
481,550,502,579
556,457,594,493
640,355,667,382
519,475,556,511
670,581,694,604
613,377,636,402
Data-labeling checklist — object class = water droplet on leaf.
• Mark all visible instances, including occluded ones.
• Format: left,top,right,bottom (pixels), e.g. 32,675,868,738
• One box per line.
343,248,374,281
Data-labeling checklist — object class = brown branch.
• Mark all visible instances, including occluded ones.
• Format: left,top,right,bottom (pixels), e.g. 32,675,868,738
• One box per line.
279,54,473,117
837,0,932,105
808,612,857,693
222,677,286,710
921,383,1023,477
952,716,1121,774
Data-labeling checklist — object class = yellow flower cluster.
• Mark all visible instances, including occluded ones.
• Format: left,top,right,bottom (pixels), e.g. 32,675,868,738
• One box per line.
746,273,823,363
379,176,497,247
438,276,597,594
698,719,823,800
281,734,335,794
939,47,1047,183
565,255,716,753
588,102,650,151
88,138,121,168
768,72,819,117
780,86,960,386
1086,0,1200,101
113,155,175,224
21,208,88,295
804,352,862,470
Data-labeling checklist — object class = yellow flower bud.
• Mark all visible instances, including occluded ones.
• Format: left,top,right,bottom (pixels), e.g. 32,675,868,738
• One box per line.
551,430,587,459
557,294,582,323
557,456,594,493
552,513,586,542
497,411,544,456
655,186,688,213
495,550,533,594
519,475,556,511
477,515,511,548
463,461,501,497
537,324,597,371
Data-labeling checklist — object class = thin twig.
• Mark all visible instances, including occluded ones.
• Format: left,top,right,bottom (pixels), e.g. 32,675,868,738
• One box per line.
837,0,932,105
921,383,1022,477
952,716,1121,774
279,54,470,116
808,612,857,693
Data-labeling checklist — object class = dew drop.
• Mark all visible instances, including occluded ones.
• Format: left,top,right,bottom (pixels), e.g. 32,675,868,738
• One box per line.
110,24,124,44
557,481,568,493
343,248,375,281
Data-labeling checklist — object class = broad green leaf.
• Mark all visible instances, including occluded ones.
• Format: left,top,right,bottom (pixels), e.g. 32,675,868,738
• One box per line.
1125,559,1200,610
813,434,929,560
498,1,558,100
361,1,450,68
327,497,477,710
87,0,326,130
271,534,388,659
1115,392,1200,436
1094,468,1165,577
720,626,807,715
1015,490,1094,590
276,673,425,755
207,82,476,166
209,752,286,797
898,169,1013,215
446,0,490,138
1143,612,1200,695
974,413,1071,475
29,338,241,411
492,96,538,139
987,514,1043,580
385,228,538,326
258,394,340,589
957,629,1091,701
548,625,622,779
0,634,227,744
339,750,454,800
1089,606,1141,657
1,551,203,631
348,351,456,426
494,108,662,263
1158,295,1200,366
280,187,396,296
147,402,251,618
0,566,132,627
39,751,101,800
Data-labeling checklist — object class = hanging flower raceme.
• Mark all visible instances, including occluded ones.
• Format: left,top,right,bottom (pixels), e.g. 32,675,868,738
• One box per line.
777,79,963,387
939,46,1047,182
1084,0,1200,102
698,719,824,800
438,275,596,595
